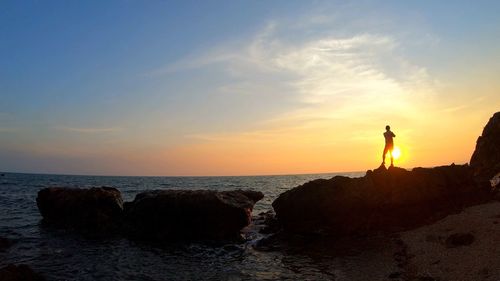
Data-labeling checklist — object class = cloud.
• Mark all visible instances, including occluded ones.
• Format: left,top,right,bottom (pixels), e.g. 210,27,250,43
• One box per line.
148,12,439,140
55,126,122,133
442,105,468,113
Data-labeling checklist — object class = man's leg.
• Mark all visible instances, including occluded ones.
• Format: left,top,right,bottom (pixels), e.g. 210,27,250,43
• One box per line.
382,146,388,164
390,148,394,166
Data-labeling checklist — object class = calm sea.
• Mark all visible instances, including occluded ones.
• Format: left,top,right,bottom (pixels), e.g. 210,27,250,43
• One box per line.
0,171,375,281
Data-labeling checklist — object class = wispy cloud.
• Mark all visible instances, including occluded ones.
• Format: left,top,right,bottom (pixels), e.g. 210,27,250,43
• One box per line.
442,105,468,113
158,20,435,119
145,9,440,152
55,126,122,133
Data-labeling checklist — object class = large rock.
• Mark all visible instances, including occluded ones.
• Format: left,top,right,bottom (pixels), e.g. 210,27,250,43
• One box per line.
124,189,264,241
0,264,45,281
470,111,500,183
272,164,491,235
36,187,123,233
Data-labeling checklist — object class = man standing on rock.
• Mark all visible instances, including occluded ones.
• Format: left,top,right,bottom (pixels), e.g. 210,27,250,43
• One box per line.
382,125,396,166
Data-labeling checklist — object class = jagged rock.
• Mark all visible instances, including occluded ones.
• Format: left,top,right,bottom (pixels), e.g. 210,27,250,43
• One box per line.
470,111,500,183
272,164,490,235
124,189,263,241
0,264,45,281
36,187,123,233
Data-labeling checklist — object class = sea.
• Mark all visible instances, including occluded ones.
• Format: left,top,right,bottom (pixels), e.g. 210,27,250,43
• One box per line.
0,171,392,281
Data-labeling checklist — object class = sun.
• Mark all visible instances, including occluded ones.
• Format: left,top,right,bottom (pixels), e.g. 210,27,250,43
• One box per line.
391,146,401,160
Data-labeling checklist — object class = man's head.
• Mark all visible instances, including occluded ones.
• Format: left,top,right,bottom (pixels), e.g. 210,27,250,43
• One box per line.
385,125,390,131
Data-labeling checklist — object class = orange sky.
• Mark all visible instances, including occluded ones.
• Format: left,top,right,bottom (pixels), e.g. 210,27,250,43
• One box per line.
1,1,500,176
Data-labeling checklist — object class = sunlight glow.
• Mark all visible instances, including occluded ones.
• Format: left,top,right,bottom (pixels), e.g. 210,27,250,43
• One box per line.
391,146,401,160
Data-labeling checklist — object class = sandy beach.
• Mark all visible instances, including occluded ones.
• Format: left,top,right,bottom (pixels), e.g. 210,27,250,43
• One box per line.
335,199,500,281
398,200,500,281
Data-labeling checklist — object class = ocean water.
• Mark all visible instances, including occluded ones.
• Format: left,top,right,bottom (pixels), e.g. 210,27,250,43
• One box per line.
0,171,375,281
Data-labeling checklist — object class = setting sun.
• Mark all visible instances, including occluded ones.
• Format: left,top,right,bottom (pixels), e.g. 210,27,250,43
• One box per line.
391,146,401,160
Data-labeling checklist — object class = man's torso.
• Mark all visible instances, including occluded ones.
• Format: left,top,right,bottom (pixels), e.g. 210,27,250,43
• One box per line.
384,131,394,145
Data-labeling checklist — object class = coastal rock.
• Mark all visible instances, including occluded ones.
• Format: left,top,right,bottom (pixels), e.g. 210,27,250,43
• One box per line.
124,189,264,240
36,187,123,233
254,211,280,234
0,264,45,281
272,164,491,235
470,111,500,183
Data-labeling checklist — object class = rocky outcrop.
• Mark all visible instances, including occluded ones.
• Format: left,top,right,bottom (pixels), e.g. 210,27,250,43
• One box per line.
36,187,123,233
272,164,491,235
0,264,45,281
470,111,500,183
36,187,264,241
124,189,264,241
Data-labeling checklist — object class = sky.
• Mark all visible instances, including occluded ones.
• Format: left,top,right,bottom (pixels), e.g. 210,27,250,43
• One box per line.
1,0,499,176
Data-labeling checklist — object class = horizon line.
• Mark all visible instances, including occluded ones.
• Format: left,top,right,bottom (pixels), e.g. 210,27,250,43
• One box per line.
0,162,469,178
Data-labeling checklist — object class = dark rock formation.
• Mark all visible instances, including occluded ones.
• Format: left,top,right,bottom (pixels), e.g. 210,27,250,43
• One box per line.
36,187,123,233
272,164,491,235
124,189,264,241
470,111,500,183
0,264,45,281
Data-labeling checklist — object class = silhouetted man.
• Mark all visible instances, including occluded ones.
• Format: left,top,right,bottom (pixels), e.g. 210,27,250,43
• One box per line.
382,125,396,166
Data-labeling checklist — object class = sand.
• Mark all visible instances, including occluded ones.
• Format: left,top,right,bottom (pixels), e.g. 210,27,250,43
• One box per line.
333,200,500,281
399,201,500,281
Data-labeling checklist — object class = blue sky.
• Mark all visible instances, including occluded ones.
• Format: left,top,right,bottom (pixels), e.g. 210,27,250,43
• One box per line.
1,1,499,175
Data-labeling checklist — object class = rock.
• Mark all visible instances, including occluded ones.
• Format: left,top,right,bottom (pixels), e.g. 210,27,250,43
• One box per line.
0,236,12,252
388,272,402,278
470,111,500,183
491,172,500,189
253,233,284,252
36,187,123,233
124,189,264,241
417,277,437,281
254,211,280,234
272,164,491,235
445,233,474,248
0,264,45,281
